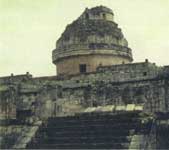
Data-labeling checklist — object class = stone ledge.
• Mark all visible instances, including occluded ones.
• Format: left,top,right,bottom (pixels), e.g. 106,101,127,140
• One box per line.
52,49,133,62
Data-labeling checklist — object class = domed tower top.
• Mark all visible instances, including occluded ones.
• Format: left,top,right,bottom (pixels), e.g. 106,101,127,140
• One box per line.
80,6,114,22
52,6,133,76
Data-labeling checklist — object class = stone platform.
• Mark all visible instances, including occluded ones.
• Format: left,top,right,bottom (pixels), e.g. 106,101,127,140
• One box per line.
26,111,153,149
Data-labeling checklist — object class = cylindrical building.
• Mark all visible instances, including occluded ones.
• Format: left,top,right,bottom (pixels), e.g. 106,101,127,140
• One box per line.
52,6,133,75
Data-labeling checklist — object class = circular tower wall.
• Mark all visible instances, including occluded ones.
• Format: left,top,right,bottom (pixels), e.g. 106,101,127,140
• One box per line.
52,6,133,75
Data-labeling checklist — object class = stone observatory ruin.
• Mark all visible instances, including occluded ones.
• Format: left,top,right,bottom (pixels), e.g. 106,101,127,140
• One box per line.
52,6,133,75
1,6,169,149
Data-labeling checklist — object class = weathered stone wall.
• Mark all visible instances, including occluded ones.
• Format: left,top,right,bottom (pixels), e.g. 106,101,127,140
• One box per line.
55,34,129,52
0,61,168,119
0,85,17,119
56,54,130,75
58,79,166,113
52,6,133,75
47,62,168,114
1,62,169,149
0,73,32,84
0,125,26,149
80,9,114,22
0,122,41,149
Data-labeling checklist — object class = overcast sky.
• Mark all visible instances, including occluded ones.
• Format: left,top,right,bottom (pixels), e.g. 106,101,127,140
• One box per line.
1,0,169,77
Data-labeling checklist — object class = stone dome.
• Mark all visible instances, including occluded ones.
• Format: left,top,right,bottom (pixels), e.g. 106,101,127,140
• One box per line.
52,6,133,75
87,5,114,15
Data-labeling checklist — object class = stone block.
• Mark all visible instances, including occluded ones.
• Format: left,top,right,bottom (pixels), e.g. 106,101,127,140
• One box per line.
135,105,143,111
116,105,126,111
84,107,96,112
126,104,135,111
101,105,115,112
95,106,102,112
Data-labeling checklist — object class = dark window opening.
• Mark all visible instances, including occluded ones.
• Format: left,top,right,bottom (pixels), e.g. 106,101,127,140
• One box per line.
79,64,86,73
56,105,62,112
143,72,147,76
93,101,98,107
85,13,89,19
89,43,95,49
16,110,32,121
103,13,106,19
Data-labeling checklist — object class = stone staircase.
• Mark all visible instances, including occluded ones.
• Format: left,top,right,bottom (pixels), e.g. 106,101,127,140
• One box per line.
26,112,152,149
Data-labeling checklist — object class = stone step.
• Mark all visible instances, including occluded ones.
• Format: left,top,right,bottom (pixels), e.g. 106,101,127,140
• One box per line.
47,117,140,124
28,142,130,149
48,112,140,120
47,120,141,126
34,135,132,140
35,129,134,138
33,136,131,144
77,112,140,118
26,112,144,149
41,124,140,131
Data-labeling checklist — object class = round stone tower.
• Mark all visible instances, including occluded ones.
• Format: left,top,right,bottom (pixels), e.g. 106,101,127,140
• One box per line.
52,6,133,75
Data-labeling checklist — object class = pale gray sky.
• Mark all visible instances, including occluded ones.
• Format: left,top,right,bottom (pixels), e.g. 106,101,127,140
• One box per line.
1,0,169,77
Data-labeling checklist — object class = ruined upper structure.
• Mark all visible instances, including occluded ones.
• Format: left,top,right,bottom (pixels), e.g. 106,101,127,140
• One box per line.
2,6,169,149
52,6,133,75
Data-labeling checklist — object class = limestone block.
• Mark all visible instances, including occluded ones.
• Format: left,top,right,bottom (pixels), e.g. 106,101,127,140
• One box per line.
135,105,143,111
129,135,145,150
95,106,102,112
126,104,135,111
27,127,38,137
101,105,115,112
34,121,42,126
0,85,8,92
21,137,31,144
13,143,27,149
84,107,96,112
116,105,126,111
